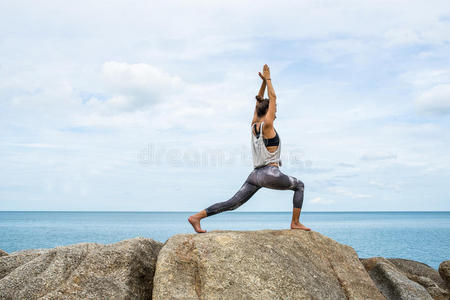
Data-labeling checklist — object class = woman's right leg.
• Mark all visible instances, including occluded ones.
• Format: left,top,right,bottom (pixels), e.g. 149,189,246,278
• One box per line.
256,166,305,209
257,166,310,231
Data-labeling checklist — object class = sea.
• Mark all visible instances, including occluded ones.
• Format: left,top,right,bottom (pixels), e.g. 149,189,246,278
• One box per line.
0,211,448,270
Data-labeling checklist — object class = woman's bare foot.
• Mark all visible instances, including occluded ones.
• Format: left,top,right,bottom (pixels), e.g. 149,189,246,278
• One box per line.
290,221,311,231
188,215,207,233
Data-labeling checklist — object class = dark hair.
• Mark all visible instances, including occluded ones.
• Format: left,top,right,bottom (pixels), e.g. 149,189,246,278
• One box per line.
255,96,269,117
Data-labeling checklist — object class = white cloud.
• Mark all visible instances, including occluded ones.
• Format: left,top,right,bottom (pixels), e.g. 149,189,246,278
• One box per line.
101,61,186,110
415,84,450,114
3,143,65,149
309,197,334,204
368,180,400,191
328,187,372,199
102,61,184,93
360,153,397,162
401,69,450,87
384,28,421,47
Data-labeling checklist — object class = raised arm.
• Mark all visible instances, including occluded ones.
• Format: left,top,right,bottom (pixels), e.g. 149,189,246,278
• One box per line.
252,73,267,124
262,64,276,126
257,75,266,99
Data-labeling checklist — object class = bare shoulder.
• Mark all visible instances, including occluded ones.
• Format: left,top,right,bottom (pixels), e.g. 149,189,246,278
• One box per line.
262,118,276,137
262,117,274,130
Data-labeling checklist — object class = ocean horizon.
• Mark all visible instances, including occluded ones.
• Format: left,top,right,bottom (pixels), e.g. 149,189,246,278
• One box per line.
1,211,449,270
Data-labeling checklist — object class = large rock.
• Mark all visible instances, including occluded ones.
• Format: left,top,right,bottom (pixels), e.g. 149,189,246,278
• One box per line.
439,260,450,286
0,249,8,257
153,229,384,300
361,257,449,300
0,237,162,300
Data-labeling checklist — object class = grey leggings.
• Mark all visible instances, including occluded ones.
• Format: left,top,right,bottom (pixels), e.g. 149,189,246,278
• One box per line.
205,165,304,217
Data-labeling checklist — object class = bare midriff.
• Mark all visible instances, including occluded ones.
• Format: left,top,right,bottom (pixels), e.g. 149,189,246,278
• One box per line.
264,136,279,167
266,145,278,153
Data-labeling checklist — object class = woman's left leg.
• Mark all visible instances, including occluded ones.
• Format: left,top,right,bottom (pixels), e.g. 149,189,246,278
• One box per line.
188,170,261,233
204,177,261,217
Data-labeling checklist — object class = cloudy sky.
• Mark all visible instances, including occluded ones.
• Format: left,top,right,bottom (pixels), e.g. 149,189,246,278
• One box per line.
1,0,449,211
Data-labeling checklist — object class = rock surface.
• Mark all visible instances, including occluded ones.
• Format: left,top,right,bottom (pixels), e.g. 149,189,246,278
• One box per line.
361,257,449,300
153,229,384,300
388,258,449,299
0,248,48,282
0,237,162,300
388,258,446,287
2,232,447,300
439,260,450,286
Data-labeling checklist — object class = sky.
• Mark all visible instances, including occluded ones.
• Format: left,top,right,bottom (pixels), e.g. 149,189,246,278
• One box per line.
1,0,450,211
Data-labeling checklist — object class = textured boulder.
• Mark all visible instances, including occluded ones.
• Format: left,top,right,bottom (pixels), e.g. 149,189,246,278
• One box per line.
0,249,48,281
153,229,384,300
0,237,162,299
361,257,449,300
0,249,8,257
439,260,450,286
387,258,448,299
388,259,446,287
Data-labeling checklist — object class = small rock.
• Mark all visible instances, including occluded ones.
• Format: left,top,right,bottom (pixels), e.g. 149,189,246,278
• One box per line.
439,260,450,285
388,258,445,287
361,257,433,300
0,249,8,257
387,258,449,299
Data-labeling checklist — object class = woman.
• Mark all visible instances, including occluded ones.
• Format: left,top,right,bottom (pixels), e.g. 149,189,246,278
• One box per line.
188,64,310,233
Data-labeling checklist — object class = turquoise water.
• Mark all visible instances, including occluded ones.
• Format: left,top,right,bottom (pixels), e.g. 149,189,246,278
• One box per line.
0,211,448,269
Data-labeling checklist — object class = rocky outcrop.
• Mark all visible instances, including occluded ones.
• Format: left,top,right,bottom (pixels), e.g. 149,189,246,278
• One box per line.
0,237,162,300
361,257,449,300
439,260,450,287
152,229,384,300
1,231,447,300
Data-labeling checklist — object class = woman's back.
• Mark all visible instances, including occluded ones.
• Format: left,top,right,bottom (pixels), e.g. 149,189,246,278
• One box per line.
252,121,280,150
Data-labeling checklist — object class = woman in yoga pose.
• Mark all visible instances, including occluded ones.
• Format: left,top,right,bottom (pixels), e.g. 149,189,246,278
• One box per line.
188,64,310,233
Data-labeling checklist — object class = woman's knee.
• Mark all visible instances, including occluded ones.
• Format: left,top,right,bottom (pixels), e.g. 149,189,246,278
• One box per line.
294,178,304,191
